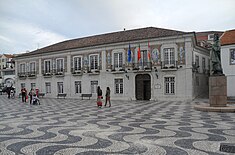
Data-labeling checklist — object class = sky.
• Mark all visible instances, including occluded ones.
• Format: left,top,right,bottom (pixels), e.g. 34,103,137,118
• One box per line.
0,0,235,54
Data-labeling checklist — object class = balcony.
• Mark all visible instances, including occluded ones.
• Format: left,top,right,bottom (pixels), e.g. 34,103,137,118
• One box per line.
71,68,83,76
42,70,53,77
28,71,37,78
132,62,152,72
110,64,125,74
54,68,65,77
161,61,178,71
18,72,27,79
87,66,101,75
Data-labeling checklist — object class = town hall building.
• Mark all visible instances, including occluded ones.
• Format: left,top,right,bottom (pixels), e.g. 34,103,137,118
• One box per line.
15,27,210,101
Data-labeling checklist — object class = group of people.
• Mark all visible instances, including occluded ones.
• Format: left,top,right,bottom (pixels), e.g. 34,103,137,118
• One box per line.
21,88,40,105
97,86,111,108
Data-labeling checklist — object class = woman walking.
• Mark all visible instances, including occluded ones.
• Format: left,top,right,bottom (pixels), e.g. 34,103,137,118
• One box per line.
97,86,103,108
105,87,111,107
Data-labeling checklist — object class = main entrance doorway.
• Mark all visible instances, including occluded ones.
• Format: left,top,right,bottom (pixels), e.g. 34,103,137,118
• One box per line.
135,74,151,100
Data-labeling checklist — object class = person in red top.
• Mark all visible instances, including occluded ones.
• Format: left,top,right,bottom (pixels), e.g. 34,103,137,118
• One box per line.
97,86,102,108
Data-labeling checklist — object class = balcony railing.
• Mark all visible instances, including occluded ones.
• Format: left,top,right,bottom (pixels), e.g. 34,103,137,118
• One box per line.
18,72,27,78
132,62,152,71
54,68,65,76
161,61,178,70
87,66,101,74
28,71,37,78
42,69,53,76
71,68,83,74
111,64,125,72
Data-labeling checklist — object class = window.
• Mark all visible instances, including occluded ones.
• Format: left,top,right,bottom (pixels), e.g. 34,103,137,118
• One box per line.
19,63,26,73
208,34,214,40
208,58,210,71
91,81,98,93
165,77,175,95
45,82,51,93
196,76,199,86
164,48,175,65
21,83,25,89
56,58,64,72
44,60,51,73
74,57,82,71
114,52,123,68
75,81,82,93
202,57,205,72
29,62,36,73
31,83,36,89
4,71,14,75
57,82,64,94
230,49,235,65
195,55,199,67
115,79,123,94
89,55,99,70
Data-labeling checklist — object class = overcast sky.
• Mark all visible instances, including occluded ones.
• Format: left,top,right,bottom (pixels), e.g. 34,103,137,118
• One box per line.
0,0,234,54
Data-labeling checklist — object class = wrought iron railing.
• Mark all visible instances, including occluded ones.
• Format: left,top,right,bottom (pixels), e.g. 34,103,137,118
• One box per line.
161,61,178,69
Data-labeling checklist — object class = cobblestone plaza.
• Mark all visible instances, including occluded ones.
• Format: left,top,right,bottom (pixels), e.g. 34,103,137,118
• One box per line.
0,96,234,155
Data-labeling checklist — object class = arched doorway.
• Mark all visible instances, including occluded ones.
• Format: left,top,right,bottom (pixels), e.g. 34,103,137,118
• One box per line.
135,74,151,100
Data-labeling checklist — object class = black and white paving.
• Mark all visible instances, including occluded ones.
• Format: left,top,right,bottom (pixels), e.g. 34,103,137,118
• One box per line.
0,96,234,155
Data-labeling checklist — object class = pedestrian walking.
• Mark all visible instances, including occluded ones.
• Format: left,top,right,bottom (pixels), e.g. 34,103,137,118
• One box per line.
97,86,103,108
105,87,111,107
6,87,11,99
21,88,27,102
28,89,35,104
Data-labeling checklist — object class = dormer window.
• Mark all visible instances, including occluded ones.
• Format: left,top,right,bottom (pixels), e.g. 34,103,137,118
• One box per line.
208,34,214,40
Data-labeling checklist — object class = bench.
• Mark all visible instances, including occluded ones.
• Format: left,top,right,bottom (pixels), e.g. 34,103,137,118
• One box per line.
81,94,92,100
57,93,67,99
38,93,45,98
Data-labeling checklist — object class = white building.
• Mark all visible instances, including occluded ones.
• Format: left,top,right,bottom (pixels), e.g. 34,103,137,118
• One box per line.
0,54,15,89
221,29,235,97
15,27,209,101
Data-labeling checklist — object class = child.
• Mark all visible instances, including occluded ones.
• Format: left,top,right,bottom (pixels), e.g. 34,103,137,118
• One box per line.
32,94,40,105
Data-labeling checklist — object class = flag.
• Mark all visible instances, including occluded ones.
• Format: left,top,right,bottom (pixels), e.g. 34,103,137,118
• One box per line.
128,43,131,63
138,44,141,61
148,41,151,61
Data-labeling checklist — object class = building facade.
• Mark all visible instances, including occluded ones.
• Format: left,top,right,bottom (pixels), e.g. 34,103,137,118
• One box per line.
0,54,15,89
15,27,209,101
220,29,235,97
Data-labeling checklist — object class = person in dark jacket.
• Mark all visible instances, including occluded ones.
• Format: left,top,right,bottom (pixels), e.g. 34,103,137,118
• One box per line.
6,87,11,99
104,87,111,107
21,88,27,102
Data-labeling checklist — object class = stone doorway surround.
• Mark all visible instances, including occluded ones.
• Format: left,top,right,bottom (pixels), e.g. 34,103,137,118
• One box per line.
135,74,151,100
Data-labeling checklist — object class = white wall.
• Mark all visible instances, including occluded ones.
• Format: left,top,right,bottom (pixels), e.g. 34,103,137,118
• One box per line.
15,35,209,101
221,44,235,96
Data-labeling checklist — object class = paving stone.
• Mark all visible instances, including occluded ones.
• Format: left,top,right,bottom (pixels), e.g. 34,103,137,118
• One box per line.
0,96,234,155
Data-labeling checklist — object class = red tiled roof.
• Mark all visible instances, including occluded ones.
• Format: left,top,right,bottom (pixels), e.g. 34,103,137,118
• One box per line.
17,27,191,57
196,31,223,41
220,29,235,46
